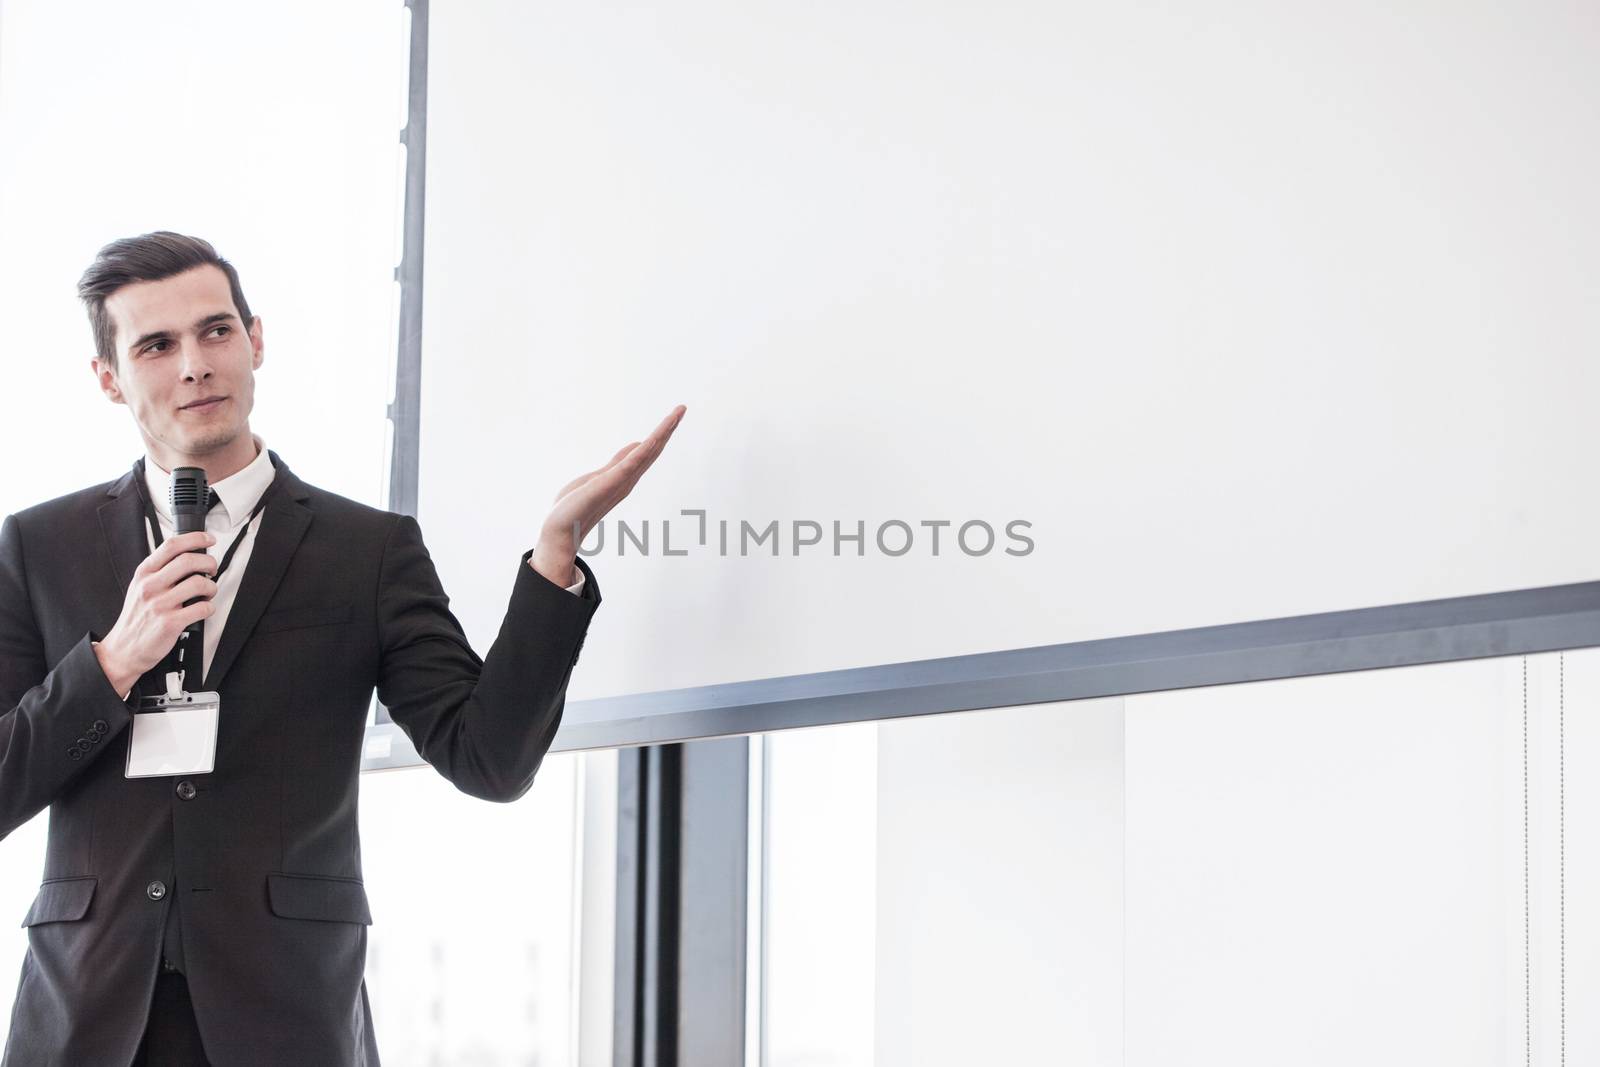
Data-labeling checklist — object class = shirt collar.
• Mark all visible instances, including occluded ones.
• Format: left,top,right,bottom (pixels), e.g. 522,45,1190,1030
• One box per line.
143,433,274,527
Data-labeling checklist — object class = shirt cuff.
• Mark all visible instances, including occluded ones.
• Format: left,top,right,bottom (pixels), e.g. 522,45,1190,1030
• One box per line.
527,556,586,596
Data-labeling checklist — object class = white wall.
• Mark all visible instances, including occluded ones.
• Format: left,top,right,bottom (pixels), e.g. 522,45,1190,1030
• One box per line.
0,0,404,514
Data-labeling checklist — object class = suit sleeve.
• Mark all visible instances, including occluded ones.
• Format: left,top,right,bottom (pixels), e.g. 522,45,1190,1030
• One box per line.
375,513,601,802
0,513,136,842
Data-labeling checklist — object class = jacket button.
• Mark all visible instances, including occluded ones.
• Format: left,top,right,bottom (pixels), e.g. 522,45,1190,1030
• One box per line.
146,881,167,901
92,720,109,735
67,749,82,760
176,781,197,801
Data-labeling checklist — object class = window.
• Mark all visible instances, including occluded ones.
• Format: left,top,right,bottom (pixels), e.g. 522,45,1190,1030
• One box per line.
0,0,405,1028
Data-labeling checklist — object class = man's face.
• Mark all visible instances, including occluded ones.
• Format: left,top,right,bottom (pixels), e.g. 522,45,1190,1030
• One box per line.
92,264,263,467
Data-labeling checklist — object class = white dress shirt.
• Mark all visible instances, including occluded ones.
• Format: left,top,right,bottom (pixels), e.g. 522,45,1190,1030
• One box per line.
127,433,584,696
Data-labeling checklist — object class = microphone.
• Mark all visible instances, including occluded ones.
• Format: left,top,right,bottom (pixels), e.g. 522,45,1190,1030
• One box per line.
170,466,212,537
169,467,211,687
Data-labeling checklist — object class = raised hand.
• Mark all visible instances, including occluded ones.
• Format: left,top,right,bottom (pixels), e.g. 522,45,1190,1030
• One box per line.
528,405,687,587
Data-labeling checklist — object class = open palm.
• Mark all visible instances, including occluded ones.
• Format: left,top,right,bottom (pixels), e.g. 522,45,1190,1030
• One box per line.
534,405,687,576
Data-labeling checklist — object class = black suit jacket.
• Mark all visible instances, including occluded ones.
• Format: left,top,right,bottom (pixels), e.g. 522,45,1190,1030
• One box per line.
0,451,600,1065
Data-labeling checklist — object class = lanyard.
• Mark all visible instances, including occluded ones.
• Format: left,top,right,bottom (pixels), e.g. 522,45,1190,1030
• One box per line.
130,457,279,583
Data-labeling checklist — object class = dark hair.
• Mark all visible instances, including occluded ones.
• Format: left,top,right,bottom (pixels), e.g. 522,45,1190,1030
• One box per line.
77,231,255,371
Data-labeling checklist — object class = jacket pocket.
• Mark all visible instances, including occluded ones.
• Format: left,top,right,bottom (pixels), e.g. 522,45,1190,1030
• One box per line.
256,603,353,634
21,876,97,927
266,872,372,924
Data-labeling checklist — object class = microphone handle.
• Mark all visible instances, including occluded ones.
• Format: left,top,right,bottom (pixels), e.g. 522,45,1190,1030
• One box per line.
170,468,211,652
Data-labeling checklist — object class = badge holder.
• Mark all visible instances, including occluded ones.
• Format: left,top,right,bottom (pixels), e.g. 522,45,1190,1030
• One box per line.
126,655,221,779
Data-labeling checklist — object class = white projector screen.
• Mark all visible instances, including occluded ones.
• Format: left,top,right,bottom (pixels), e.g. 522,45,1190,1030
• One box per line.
416,1,1600,699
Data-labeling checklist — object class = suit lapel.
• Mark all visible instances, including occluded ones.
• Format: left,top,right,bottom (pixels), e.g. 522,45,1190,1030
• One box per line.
203,451,312,693
96,467,152,636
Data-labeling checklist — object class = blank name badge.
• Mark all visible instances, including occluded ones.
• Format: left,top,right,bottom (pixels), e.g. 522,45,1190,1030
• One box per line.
126,691,221,778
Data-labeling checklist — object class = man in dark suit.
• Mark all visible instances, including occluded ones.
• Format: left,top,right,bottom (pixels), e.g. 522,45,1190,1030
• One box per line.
0,232,686,1064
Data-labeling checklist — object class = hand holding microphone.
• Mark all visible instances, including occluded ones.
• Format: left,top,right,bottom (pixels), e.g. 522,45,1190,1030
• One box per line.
93,468,220,700
93,531,219,700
